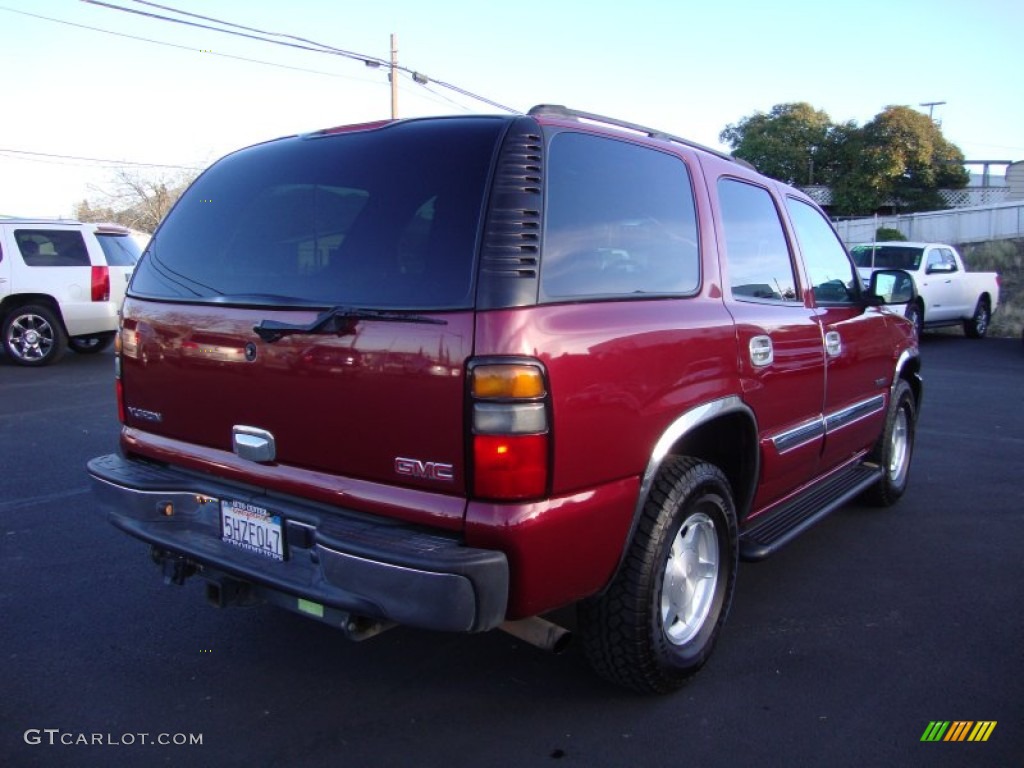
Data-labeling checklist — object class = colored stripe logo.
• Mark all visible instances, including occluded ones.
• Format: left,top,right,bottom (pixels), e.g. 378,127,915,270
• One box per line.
921,721,997,742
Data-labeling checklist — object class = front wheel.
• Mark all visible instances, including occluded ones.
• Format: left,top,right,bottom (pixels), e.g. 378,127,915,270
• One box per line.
904,301,923,340
863,379,917,507
963,299,990,339
579,457,738,694
2,304,67,366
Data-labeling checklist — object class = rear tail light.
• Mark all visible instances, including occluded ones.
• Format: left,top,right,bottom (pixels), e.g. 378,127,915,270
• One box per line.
469,360,550,500
91,266,110,302
114,326,125,423
115,377,126,424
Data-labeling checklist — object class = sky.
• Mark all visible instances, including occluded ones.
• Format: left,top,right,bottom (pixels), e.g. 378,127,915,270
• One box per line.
1,0,1022,219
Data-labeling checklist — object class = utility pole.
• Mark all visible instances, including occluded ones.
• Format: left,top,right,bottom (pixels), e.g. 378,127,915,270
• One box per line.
919,101,946,122
390,33,398,119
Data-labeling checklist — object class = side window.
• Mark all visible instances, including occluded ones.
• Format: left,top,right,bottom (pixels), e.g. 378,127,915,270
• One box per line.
939,248,958,271
541,132,700,299
718,179,798,302
14,230,90,267
785,197,859,305
925,249,945,272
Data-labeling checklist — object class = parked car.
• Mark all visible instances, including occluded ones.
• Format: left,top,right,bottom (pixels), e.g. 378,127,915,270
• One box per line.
0,219,140,365
851,241,999,338
88,105,921,693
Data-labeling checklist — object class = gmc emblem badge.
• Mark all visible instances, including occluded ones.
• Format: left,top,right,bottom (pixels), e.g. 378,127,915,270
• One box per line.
394,457,455,482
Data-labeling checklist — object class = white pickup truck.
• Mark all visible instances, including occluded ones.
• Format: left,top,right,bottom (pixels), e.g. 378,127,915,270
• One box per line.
851,241,1000,338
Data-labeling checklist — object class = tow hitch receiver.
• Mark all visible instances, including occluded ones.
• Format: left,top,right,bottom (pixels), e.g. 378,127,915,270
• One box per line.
155,549,194,586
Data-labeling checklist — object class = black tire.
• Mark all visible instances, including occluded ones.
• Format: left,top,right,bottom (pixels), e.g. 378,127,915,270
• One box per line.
579,456,738,694
862,379,916,507
69,332,115,354
2,304,68,366
904,301,923,340
963,298,990,339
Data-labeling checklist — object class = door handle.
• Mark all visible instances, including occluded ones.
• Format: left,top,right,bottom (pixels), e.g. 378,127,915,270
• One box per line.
825,330,842,357
749,335,773,367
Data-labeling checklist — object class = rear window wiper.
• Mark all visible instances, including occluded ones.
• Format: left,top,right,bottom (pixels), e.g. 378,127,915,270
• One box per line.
254,306,447,343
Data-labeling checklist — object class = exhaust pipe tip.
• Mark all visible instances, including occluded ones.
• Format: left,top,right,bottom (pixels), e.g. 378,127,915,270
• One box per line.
499,616,572,654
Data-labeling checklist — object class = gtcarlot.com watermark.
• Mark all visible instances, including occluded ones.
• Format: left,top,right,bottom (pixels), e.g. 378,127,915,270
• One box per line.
24,729,203,747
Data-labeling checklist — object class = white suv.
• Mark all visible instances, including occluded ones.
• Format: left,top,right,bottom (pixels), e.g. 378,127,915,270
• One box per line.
0,219,141,366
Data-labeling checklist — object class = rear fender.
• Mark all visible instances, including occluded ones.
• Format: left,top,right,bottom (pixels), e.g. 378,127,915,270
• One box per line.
609,396,758,581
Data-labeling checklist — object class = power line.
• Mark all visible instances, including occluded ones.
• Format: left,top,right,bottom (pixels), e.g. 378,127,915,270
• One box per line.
129,0,381,61
0,3,515,174
0,6,380,83
82,0,376,62
81,0,518,113
413,81,477,114
0,147,204,170
0,151,112,170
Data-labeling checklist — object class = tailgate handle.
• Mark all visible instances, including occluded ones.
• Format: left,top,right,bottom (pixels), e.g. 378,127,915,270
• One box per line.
232,426,276,463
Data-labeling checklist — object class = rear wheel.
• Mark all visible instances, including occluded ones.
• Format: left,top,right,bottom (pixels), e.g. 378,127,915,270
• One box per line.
2,304,67,366
579,456,737,693
69,333,115,354
863,379,916,506
963,298,990,338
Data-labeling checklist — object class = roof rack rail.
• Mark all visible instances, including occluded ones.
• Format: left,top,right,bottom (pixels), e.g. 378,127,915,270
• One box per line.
527,104,754,170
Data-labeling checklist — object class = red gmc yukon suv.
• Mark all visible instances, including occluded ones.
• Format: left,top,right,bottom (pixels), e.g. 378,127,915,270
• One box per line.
89,105,921,693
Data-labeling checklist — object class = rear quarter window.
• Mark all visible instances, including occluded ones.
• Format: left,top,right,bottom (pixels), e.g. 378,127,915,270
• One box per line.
14,230,90,267
540,132,699,300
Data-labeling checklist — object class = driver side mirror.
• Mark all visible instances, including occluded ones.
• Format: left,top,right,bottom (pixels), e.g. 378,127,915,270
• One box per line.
926,261,956,275
866,269,916,305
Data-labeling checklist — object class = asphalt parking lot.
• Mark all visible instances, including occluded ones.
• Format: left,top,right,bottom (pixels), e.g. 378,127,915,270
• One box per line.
1,335,1022,768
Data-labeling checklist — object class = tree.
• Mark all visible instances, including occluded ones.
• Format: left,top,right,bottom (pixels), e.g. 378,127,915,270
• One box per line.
720,103,833,185
75,167,199,233
826,120,892,216
721,103,970,216
859,105,969,213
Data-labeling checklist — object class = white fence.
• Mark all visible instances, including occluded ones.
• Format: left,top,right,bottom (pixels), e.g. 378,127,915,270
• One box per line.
835,200,1024,245
802,186,1012,208
938,187,1012,207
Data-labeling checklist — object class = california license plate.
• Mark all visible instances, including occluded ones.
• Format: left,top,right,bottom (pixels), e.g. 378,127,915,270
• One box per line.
220,500,284,561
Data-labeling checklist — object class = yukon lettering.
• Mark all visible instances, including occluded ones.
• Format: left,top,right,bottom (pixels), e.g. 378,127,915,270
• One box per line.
126,406,163,423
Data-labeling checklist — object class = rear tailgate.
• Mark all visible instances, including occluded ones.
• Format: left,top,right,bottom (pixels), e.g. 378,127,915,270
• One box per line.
116,117,511,529
120,299,472,510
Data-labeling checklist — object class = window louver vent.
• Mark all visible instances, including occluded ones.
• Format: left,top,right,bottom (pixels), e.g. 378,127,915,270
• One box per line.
477,118,545,309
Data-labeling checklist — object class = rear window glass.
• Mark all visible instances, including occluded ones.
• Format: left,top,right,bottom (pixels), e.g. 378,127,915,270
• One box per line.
96,234,142,267
131,118,506,309
14,230,90,267
850,245,923,270
541,132,699,299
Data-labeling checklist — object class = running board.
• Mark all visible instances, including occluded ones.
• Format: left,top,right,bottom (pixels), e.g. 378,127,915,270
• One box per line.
739,464,882,561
